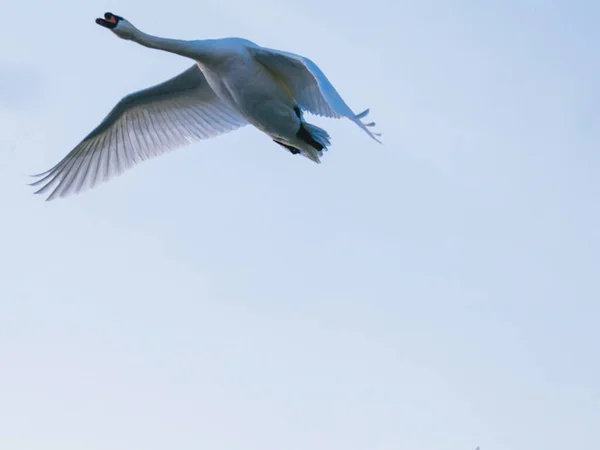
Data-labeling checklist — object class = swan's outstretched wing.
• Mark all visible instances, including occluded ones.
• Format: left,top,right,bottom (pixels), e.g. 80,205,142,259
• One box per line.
248,46,381,143
31,65,248,201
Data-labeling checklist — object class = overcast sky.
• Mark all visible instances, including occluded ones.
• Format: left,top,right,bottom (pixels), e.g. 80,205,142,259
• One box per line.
1,1,599,450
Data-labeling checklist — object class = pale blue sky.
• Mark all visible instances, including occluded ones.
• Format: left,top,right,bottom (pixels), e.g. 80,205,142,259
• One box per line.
1,1,599,450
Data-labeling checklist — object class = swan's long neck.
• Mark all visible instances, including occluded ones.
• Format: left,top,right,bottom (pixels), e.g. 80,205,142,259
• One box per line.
130,29,206,60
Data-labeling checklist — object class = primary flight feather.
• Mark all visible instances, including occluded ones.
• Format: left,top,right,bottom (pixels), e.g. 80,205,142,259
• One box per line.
31,12,381,201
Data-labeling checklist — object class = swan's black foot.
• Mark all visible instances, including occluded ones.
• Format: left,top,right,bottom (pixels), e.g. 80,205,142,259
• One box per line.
273,140,300,155
297,125,324,151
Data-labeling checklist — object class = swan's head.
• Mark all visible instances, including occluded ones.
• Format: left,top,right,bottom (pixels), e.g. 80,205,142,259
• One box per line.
95,12,137,40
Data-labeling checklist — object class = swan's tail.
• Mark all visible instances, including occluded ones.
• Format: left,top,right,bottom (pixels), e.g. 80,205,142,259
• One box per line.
297,122,331,163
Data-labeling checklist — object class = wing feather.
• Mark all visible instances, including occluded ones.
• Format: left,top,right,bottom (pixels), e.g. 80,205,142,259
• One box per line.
31,65,248,200
249,46,382,143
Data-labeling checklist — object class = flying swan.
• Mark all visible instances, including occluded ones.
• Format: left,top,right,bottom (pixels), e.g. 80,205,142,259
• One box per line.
31,12,381,201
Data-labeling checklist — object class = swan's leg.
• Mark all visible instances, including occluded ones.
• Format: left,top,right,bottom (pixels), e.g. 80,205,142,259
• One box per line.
273,139,301,155
292,105,325,151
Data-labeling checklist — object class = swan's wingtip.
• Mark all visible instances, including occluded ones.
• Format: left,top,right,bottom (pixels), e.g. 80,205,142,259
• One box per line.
354,109,370,120
29,169,53,178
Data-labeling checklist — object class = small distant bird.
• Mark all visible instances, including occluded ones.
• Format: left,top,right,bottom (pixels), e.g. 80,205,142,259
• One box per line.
31,12,381,201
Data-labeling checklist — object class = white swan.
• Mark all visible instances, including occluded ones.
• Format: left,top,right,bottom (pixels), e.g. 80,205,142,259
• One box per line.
31,12,381,201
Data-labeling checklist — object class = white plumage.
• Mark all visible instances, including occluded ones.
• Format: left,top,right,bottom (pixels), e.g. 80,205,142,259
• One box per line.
31,12,381,201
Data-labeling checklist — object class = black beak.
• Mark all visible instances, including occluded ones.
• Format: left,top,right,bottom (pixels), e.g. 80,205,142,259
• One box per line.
95,12,123,29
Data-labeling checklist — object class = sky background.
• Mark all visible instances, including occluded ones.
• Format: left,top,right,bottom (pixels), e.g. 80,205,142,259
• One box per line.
1,1,599,449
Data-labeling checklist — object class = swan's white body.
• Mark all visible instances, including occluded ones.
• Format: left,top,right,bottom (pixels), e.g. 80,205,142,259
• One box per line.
31,13,381,201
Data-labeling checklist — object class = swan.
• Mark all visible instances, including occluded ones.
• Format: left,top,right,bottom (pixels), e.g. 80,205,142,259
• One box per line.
31,12,381,201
